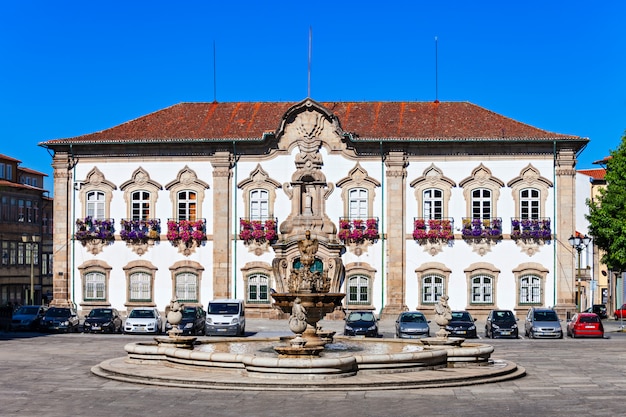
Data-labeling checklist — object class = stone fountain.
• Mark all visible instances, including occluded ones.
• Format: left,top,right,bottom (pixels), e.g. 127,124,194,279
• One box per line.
153,298,197,349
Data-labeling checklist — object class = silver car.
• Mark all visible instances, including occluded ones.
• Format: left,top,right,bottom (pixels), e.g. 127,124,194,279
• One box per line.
524,307,563,339
395,311,430,338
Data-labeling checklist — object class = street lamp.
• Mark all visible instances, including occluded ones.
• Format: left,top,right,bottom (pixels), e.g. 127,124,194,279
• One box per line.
21,234,41,305
568,234,592,313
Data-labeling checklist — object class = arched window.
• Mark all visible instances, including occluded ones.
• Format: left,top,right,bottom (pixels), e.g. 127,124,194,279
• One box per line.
347,275,370,305
423,189,443,220
129,272,152,302
471,275,493,304
471,189,491,220
131,191,151,220
84,271,106,301
247,273,269,304
422,274,444,304
250,189,269,220
86,191,106,219
175,272,198,302
520,188,540,219
348,188,368,219
520,275,541,304
177,190,197,221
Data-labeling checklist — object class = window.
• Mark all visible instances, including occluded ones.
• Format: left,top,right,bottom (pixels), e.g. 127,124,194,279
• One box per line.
131,191,151,220
177,191,197,221
6,165,12,181
423,189,443,220
349,188,368,219
250,189,269,220
25,200,32,222
347,275,370,305
520,275,541,304
0,163,4,179
86,191,105,219
1,242,7,265
422,274,444,304
18,199,24,222
471,275,493,304
520,188,540,219
17,243,24,265
84,272,106,301
471,189,491,220
129,272,152,302
247,273,269,304
175,272,198,302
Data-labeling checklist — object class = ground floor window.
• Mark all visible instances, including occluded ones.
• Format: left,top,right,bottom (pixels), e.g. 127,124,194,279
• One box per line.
175,272,198,302
519,275,541,304
247,273,269,304
471,275,493,304
422,274,444,304
84,272,106,301
347,275,370,306
129,272,152,302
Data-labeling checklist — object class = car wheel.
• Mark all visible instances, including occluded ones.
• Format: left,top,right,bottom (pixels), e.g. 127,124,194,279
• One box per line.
528,330,534,339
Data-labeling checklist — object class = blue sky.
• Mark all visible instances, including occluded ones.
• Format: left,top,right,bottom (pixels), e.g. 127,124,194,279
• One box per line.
1,1,625,191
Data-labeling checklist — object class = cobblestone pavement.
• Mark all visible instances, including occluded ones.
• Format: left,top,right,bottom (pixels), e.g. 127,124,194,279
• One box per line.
1,319,626,417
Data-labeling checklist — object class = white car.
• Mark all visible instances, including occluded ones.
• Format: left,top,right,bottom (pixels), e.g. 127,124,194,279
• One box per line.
124,307,162,334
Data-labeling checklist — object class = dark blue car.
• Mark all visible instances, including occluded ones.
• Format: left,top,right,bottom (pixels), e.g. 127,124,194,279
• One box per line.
343,311,379,337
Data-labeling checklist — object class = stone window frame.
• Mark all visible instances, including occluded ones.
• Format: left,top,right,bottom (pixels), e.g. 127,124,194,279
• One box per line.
123,260,158,308
169,260,205,305
237,164,281,221
78,167,117,219
507,164,553,219
77,260,113,307
165,166,210,221
336,163,380,218
410,164,456,218
120,167,163,219
464,262,500,310
344,262,377,308
459,164,504,219
513,262,548,307
240,262,274,307
415,262,451,307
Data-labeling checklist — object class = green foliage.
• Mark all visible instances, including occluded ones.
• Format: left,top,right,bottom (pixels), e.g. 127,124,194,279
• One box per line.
586,132,626,271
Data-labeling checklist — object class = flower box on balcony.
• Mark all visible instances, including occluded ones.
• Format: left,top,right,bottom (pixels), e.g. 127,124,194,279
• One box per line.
461,218,502,240
120,219,161,244
166,219,206,247
239,218,278,244
75,217,115,245
511,218,552,241
338,217,379,244
413,218,454,243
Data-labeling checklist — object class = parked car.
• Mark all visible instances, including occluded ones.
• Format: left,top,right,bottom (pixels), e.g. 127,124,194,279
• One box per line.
9,305,47,331
165,305,206,335
205,299,245,336
524,307,563,339
584,304,608,319
445,311,477,338
344,310,379,337
567,312,604,338
124,307,162,335
395,311,430,338
614,304,626,320
83,308,123,333
40,307,80,333
485,309,519,339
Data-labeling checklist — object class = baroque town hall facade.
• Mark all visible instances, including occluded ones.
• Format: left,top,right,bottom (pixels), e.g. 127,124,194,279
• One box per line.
41,98,588,320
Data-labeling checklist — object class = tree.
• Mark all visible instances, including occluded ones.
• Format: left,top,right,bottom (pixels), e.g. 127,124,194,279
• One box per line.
586,132,626,272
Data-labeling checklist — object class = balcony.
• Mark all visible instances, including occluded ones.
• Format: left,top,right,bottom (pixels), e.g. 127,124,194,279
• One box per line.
75,217,115,245
166,219,207,247
511,218,552,241
119,219,161,244
461,217,502,240
413,218,454,243
337,217,379,244
239,218,278,244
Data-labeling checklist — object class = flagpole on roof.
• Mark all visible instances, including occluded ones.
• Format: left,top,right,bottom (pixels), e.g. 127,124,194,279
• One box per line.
308,27,312,98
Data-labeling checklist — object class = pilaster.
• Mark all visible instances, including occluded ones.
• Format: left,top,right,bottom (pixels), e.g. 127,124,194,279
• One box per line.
51,153,73,307
211,152,234,299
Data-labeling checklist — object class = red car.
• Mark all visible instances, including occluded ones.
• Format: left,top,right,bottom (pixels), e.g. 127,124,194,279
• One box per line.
614,304,626,320
567,313,604,338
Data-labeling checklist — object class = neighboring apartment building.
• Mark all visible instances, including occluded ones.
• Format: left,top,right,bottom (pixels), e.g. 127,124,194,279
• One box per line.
0,154,53,307
40,99,589,320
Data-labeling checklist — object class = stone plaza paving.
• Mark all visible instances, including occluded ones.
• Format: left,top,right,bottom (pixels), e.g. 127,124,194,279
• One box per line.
2,318,626,417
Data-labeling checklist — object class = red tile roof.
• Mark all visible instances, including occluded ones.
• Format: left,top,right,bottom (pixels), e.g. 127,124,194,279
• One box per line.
579,168,606,180
40,101,585,146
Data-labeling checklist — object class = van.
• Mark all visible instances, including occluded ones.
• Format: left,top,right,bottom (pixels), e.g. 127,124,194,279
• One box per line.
205,299,245,336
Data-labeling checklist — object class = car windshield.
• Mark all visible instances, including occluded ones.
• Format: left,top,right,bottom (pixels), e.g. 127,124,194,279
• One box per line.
208,303,239,314
129,309,156,318
534,311,559,321
15,306,39,315
348,312,375,322
89,309,112,318
46,308,70,318
451,312,472,321
401,313,426,323
494,311,514,320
